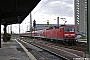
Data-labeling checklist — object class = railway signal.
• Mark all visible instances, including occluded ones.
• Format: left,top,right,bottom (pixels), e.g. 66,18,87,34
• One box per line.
33,20,36,28
33,20,36,42
47,20,49,25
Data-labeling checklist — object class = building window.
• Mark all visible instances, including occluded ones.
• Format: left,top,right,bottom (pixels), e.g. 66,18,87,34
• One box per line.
76,9,79,12
77,0,79,3
76,2,79,4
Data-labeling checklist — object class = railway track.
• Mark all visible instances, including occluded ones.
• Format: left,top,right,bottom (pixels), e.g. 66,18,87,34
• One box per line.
17,38,65,60
38,38,87,52
17,37,87,60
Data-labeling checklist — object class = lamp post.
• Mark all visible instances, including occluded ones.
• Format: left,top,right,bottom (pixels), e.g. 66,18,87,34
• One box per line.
57,17,59,26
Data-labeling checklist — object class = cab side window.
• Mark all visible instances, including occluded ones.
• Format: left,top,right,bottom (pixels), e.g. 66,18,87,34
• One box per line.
60,28,62,32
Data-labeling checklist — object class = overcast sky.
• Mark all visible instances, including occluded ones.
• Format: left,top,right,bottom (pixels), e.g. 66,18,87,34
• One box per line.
32,0,74,17
1,0,74,33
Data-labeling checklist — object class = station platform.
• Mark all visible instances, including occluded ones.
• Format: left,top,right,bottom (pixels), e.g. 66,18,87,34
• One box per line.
77,39,87,43
0,39,31,60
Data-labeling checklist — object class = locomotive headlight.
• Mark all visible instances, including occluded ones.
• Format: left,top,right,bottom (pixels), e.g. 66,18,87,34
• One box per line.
64,34,69,36
64,34,75,36
71,34,75,36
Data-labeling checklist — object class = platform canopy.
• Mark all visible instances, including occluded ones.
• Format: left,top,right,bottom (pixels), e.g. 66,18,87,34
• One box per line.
0,0,41,25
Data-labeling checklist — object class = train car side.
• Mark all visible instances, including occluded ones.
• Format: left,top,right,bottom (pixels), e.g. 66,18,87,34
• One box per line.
22,25,76,45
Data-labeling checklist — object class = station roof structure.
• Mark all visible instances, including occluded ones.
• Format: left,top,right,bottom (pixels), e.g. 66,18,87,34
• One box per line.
0,0,41,25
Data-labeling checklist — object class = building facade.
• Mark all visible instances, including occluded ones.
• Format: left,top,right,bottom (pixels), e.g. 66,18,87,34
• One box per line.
74,0,87,35
36,24,57,30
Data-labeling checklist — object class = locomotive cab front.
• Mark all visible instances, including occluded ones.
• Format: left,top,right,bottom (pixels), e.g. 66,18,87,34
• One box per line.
63,26,76,45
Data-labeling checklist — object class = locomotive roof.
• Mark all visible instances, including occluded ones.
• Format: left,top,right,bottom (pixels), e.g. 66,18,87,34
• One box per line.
46,25,75,30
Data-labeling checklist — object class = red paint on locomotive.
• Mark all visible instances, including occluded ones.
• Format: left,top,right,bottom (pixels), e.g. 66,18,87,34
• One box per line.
33,25,76,40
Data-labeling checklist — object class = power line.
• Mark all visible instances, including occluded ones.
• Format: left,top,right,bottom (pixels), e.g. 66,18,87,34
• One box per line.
33,0,50,15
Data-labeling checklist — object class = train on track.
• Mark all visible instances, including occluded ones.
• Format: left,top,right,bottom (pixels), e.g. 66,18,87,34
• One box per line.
21,25,76,45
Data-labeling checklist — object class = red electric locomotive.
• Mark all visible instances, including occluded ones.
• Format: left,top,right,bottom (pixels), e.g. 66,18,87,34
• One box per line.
33,25,76,45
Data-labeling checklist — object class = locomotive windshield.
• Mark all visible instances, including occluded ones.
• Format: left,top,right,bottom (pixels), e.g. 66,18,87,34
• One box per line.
64,28,74,32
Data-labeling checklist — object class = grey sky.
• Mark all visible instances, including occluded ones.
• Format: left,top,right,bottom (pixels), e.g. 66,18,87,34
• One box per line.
32,0,74,17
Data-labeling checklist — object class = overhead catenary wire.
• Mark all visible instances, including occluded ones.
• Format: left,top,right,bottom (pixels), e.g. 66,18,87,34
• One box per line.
33,0,50,15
